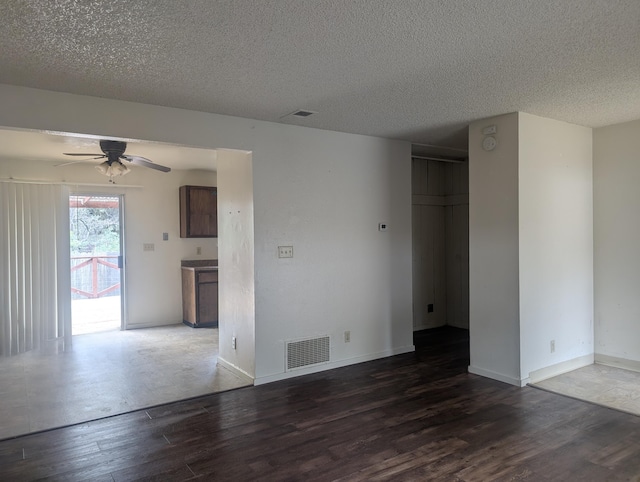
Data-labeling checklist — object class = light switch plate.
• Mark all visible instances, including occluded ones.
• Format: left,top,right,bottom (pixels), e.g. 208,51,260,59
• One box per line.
278,246,293,258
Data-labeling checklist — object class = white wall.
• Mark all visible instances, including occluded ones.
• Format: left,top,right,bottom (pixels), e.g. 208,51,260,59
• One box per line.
518,113,593,380
251,122,413,382
0,84,415,384
0,158,217,329
594,119,640,369
468,112,522,385
216,150,255,380
469,112,594,386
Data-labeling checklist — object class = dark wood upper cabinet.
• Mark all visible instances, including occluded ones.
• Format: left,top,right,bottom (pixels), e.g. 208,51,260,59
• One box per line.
179,185,217,238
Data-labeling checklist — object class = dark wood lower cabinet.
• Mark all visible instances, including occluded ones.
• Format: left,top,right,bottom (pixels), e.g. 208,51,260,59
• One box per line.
181,267,218,327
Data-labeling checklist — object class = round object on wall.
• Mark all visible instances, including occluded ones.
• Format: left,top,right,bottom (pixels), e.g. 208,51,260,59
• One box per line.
482,136,497,151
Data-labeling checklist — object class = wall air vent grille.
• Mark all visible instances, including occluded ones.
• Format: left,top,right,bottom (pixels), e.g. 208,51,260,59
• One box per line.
286,336,330,371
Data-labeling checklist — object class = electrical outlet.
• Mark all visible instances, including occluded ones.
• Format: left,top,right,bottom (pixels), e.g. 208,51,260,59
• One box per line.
278,246,293,258
163,232,169,241
232,336,237,350
344,331,351,343
196,247,202,255
550,340,555,353
143,243,154,252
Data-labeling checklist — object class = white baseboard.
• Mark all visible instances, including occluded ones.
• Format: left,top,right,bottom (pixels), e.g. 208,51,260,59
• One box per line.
468,365,529,387
217,357,255,384
254,345,416,386
595,354,640,373
528,354,594,384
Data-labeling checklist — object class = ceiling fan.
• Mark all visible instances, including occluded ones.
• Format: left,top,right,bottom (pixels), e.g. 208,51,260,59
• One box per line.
60,140,171,182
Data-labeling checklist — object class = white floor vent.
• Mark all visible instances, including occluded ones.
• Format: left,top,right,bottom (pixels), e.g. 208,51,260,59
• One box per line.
286,336,330,371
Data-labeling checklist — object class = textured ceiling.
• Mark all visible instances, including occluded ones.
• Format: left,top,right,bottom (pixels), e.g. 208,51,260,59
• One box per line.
1,0,640,152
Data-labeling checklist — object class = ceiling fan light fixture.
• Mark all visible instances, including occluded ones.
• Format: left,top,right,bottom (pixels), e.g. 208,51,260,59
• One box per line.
96,160,131,181
95,161,109,175
62,140,171,174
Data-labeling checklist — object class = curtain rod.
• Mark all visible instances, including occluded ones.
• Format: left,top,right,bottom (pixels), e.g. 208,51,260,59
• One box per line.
0,177,143,188
411,155,466,164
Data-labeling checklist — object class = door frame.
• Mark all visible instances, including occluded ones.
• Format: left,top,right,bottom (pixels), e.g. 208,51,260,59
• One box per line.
117,193,126,330
69,192,127,332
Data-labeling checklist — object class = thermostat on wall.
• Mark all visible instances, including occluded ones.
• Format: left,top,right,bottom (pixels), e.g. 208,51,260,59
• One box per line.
482,136,497,151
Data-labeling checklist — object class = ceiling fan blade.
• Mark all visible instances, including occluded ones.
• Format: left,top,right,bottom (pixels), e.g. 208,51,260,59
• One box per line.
121,155,171,172
56,156,105,167
63,152,105,157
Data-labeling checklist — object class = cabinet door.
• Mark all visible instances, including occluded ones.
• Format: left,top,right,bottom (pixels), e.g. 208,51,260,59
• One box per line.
198,282,218,323
189,187,217,237
181,268,197,324
180,186,217,238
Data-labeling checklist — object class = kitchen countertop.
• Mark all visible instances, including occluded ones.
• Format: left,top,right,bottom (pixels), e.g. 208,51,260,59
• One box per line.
181,259,218,268
181,266,218,271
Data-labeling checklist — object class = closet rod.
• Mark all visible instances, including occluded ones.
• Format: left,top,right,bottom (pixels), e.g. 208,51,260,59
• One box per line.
411,155,466,164
411,142,468,153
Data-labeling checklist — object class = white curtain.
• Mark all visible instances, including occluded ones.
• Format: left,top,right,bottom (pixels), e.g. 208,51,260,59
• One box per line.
0,182,71,357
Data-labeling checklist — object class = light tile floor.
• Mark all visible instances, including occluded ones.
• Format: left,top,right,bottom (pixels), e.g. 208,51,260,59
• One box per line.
532,364,640,417
0,325,251,440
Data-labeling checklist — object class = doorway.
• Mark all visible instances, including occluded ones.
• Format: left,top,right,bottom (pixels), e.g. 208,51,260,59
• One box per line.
411,157,469,332
69,194,124,335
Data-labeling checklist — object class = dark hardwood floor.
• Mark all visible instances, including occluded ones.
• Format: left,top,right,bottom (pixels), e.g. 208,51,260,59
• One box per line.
2,326,640,481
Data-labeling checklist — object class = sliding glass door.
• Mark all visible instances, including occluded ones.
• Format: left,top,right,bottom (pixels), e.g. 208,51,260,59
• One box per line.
69,194,125,335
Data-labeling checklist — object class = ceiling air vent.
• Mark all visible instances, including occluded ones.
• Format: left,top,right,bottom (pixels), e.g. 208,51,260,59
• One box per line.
280,109,317,120
292,110,315,118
